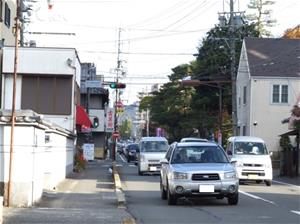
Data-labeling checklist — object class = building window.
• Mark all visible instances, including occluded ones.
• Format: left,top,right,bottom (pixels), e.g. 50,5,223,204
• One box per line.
243,86,247,105
4,3,10,27
272,84,288,104
21,75,72,115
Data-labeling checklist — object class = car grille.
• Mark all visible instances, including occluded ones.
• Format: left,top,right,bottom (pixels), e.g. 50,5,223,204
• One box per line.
148,160,160,163
192,173,220,181
243,163,263,167
242,171,265,176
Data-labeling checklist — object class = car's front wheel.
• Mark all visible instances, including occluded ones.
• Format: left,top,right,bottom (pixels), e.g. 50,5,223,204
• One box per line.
138,164,143,176
227,193,239,205
160,179,167,200
167,184,177,205
265,180,272,186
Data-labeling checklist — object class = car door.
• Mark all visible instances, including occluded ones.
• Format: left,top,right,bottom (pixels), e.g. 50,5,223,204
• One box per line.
161,144,174,187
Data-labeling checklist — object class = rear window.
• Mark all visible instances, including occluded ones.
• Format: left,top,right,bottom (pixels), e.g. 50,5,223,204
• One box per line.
171,145,228,164
140,141,168,152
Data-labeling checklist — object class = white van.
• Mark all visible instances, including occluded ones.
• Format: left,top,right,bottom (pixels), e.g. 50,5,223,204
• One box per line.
226,136,273,186
137,137,169,175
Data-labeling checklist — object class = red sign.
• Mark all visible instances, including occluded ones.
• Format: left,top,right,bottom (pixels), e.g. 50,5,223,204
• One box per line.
112,132,120,139
116,101,123,108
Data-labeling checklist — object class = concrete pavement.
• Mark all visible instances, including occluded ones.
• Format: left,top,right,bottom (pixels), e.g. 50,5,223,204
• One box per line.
2,160,299,224
3,159,134,224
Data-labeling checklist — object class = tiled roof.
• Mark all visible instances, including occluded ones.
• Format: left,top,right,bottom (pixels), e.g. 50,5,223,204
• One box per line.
245,37,300,78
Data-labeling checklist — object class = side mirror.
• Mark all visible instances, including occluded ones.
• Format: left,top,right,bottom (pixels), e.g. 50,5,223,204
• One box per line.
160,158,168,164
227,150,232,156
230,159,237,165
269,151,273,157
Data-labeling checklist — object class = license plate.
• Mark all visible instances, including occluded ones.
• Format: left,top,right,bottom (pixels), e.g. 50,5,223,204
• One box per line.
248,174,258,179
149,166,157,171
199,185,214,193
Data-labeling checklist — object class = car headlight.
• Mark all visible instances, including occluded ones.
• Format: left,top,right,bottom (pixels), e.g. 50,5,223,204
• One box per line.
265,163,272,168
171,172,188,180
233,160,243,167
224,171,237,179
140,154,146,162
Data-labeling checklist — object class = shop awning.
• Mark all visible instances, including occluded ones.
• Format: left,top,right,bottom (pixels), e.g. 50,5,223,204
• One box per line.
76,105,92,128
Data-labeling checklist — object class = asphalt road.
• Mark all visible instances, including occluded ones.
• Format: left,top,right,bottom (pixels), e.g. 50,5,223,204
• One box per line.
117,154,300,224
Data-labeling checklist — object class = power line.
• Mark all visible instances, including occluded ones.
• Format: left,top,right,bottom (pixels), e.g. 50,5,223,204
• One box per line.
80,50,196,55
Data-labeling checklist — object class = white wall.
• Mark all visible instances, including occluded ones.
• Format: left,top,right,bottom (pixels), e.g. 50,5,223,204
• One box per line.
2,47,80,77
0,125,45,207
1,47,81,132
43,131,75,190
236,42,251,135
0,123,75,207
236,41,300,153
250,78,300,152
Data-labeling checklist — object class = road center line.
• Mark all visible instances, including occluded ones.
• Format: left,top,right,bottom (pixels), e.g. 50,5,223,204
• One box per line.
290,210,300,215
239,190,276,205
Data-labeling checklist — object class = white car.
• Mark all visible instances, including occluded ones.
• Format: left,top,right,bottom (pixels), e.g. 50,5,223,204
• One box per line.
226,136,273,186
137,137,169,175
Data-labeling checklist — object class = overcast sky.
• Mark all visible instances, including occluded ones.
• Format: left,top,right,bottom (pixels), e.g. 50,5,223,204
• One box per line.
26,0,300,104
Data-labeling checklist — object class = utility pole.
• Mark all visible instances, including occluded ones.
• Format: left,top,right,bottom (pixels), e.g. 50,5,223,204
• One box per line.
229,0,237,135
218,0,244,135
7,0,20,207
112,28,122,161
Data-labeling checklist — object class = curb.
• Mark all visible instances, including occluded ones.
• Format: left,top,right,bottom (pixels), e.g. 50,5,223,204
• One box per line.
112,163,136,224
112,162,126,207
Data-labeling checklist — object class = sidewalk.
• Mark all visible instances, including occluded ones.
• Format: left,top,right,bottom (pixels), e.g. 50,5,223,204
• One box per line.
3,159,133,224
273,168,300,186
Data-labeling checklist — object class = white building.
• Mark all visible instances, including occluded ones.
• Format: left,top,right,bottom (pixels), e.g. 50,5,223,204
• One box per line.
236,37,300,154
0,46,81,206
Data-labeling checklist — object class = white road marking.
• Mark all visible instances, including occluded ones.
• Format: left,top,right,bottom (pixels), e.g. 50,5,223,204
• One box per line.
272,180,300,189
118,154,127,163
129,164,137,167
290,210,300,215
239,190,276,205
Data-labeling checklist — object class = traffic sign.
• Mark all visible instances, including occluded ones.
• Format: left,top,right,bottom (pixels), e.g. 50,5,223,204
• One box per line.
86,80,101,88
112,132,120,139
116,101,123,108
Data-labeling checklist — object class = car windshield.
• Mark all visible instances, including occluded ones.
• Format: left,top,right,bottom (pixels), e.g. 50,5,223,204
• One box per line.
140,141,168,152
171,146,228,164
233,142,268,155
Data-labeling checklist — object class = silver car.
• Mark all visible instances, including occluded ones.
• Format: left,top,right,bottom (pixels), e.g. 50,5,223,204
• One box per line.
160,142,239,205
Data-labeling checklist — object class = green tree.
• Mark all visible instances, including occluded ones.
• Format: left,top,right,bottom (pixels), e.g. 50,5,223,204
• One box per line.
191,23,259,141
140,79,196,142
246,0,276,37
119,119,132,140
139,23,258,143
